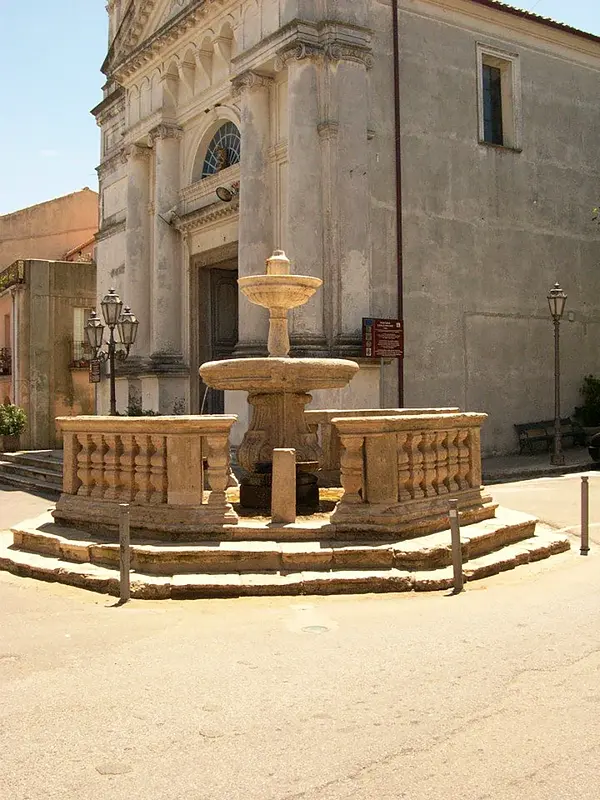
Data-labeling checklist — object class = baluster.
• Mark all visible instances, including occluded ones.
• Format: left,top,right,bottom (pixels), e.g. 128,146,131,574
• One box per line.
119,433,138,501
409,432,424,500
446,429,460,492
338,434,365,504
89,434,107,498
149,435,168,504
103,433,122,500
396,432,411,502
62,432,81,495
468,426,482,489
421,431,437,498
76,433,94,497
434,430,449,496
456,429,470,490
205,433,231,509
134,434,153,504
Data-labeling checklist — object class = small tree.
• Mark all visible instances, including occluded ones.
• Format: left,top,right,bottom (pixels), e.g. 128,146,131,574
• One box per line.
0,404,27,437
574,375,600,427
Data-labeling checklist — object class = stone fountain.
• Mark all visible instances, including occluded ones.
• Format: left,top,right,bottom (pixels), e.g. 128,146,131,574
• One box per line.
200,250,359,510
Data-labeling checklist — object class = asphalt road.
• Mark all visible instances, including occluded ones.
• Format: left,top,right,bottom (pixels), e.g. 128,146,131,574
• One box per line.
1,475,600,800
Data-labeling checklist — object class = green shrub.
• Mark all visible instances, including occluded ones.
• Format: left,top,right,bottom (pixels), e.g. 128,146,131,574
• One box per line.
0,404,27,436
574,375,600,427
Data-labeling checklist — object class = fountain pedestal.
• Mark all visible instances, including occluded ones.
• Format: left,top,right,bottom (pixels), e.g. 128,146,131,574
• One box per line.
200,251,359,512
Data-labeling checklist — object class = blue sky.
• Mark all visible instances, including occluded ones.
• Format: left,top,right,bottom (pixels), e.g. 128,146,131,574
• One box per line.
0,0,597,216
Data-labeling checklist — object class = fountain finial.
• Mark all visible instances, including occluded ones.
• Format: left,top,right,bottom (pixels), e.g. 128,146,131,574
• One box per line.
266,250,291,276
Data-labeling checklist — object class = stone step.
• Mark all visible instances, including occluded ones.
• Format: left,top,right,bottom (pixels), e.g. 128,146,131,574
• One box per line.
10,507,537,575
0,450,63,472
0,529,571,599
0,466,61,495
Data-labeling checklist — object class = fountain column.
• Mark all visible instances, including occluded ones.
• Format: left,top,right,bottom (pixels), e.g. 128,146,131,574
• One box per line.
233,71,273,357
285,48,328,355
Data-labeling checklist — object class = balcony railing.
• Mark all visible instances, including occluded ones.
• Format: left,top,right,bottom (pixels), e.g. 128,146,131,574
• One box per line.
0,348,11,376
0,260,25,293
70,341,92,368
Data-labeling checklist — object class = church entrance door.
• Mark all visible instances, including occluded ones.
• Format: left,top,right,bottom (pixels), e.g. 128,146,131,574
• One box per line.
193,261,238,414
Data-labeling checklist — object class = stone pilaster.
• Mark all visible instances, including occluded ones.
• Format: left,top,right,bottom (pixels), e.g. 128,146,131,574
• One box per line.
285,48,328,356
232,71,273,357
124,143,151,366
325,46,372,357
149,123,184,367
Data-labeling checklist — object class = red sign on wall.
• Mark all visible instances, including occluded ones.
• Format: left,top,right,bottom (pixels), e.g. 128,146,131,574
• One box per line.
362,318,404,359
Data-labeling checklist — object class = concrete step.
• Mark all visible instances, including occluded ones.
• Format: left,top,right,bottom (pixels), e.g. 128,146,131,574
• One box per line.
0,528,571,599
10,508,538,575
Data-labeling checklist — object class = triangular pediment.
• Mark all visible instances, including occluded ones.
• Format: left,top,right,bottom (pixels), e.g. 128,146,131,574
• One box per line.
103,0,196,76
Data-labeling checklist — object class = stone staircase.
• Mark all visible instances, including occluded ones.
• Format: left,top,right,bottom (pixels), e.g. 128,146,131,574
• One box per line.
0,507,570,599
0,451,63,495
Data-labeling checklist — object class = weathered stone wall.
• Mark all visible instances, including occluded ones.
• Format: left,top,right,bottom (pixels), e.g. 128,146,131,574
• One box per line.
18,260,96,449
395,1,600,453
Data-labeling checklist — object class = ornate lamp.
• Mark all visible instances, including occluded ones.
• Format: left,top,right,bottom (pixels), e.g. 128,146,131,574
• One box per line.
118,306,139,353
84,311,105,355
100,287,123,327
547,282,567,466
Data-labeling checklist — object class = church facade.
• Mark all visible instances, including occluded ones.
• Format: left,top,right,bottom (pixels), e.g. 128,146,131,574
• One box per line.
93,0,600,454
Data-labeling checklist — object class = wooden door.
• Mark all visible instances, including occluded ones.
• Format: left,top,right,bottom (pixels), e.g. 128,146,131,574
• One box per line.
207,268,238,413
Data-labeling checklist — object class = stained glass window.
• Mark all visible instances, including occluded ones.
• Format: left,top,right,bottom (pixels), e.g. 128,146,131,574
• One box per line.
202,122,241,178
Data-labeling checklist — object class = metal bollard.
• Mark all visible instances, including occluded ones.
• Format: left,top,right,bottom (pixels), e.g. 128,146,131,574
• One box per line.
581,476,590,556
449,499,464,593
119,503,131,603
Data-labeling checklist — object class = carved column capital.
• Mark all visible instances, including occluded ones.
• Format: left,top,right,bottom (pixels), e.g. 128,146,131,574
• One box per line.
122,142,152,162
273,42,322,72
148,123,184,145
324,43,374,68
231,70,274,96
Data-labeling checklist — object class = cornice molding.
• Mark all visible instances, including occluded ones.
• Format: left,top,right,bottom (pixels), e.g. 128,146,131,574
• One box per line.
96,219,126,242
97,147,127,179
174,197,239,234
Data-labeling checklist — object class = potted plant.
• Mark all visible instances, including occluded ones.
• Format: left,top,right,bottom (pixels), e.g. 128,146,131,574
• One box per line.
0,403,26,452
574,375,600,442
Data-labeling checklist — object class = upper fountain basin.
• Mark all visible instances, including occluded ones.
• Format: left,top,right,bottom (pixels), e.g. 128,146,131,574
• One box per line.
200,357,359,393
238,274,322,310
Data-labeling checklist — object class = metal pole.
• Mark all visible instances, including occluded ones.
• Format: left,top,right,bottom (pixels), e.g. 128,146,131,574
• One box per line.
108,326,117,416
551,318,564,466
581,476,590,556
379,357,385,409
119,503,131,603
449,499,464,593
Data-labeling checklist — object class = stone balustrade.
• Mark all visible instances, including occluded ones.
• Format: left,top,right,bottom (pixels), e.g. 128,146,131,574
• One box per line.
305,408,460,484
54,416,238,534
330,412,492,534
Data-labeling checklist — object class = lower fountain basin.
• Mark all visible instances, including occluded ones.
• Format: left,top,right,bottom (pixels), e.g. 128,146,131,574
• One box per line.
200,357,359,393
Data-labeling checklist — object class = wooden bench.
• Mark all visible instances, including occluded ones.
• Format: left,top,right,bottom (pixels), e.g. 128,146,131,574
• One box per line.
514,418,585,454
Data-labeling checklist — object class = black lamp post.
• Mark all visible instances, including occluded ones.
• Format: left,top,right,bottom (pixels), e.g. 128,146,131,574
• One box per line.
547,282,567,466
85,288,139,416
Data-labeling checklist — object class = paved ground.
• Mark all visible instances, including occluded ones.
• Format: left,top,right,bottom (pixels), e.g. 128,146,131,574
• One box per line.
1,474,600,799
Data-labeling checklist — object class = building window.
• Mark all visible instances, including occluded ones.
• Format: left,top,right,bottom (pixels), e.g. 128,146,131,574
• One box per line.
477,45,521,150
71,307,94,367
201,122,241,178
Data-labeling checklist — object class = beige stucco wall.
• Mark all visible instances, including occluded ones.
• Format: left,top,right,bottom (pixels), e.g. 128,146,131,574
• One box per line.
0,188,99,270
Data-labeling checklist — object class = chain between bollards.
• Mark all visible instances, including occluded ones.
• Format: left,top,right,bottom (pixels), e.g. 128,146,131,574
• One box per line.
581,476,590,556
119,503,131,603
449,499,464,594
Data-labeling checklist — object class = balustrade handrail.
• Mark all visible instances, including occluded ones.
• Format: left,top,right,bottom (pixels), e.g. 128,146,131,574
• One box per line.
332,412,487,434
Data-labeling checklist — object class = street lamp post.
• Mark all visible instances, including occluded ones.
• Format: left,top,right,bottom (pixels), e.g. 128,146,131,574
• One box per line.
85,288,139,416
547,282,567,467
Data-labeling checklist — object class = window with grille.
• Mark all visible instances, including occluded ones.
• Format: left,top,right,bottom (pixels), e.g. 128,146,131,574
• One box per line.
201,122,241,178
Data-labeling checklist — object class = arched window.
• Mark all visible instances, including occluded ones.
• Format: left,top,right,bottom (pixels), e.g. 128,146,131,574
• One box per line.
201,122,241,178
